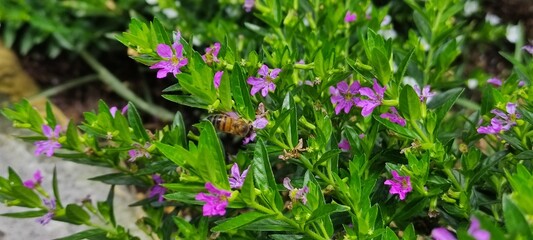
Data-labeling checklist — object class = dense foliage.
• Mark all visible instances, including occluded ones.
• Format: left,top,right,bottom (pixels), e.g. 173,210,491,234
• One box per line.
1,0,532,239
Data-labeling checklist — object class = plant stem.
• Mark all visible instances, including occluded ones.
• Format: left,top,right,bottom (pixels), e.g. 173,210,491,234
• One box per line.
78,50,175,121
29,74,99,100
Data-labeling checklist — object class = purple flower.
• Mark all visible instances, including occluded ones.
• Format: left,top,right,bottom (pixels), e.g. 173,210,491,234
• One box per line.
23,170,43,189
150,40,188,78
338,139,351,151
344,11,357,23
229,163,249,189
214,71,224,89
202,42,221,65
384,170,412,200
356,79,386,117
477,102,520,135
431,227,456,240
34,124,62,157
414,85,435,102
523,44,533,54
468,217,490,240
110,105,128,117
283,177,309,205
487,77,502,87
243,132,257,145
36,198,56,225
431,217,490,240
195,182,231,217
247,64,280,97
243,103,268,145
380,107,406,126
329,80,361,114
128,143,152,162
243,0,255,12
148,174,167,202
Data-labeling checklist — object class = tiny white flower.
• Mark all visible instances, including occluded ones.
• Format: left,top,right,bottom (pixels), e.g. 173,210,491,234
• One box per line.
506,24,521,43
467,78,478,89
146,0,158,5
485,13,501,26
162,8,178,18
464,1,479,16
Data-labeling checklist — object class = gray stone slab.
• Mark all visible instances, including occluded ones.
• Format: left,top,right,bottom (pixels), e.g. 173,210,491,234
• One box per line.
0,117,147,240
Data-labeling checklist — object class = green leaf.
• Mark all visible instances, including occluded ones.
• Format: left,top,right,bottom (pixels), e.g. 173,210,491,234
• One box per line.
66,121,81,151
212,211,272,232
65,204,90,225
106,185,116,227
383,227,400,240
230,64,255,119
282,92,298,148
89,173,146,186
514,150,533,160
239,218,296,231
253,139,275,191
12,186,42,207
162,94,210,109
402,223,416,240
8,167,23,185
395,48,415,84
114,110,132,144
154,142,192,167
172,111,188,147
0,210,47,218
427,88,464,124
54,229,107,240
399,85,421,120
196,121,229,188
240,164,256,205
126,102,150,141
374,116,418,139
503,196,533,239
307,203,350,223
52,167,63,208
45,101,57,128
370,48,391,85
217,69,233,112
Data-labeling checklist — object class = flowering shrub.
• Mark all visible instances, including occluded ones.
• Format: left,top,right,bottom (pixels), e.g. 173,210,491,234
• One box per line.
1,0,533,239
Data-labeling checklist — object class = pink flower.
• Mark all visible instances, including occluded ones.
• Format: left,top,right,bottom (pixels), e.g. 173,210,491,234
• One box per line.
214,71,224,89
148,174,167,202
414,85,435,102
247,64,280,97
110,105,128,117
384,170,412,200
523,44,533,54
202,42,221,65
356,79,386,117
128,143,152,162
380,107,406,126
229,163,249,189
431,227,456,240
150,40,188,78
243,0,255,12
243,103,268,145
487,77,502,87
477,102,520,135
468,217,490,240
23,170,43,189
36,198,56,225
195,182,231,217
329,80,361,114
431,217,490,240
34,124,62,157
283,177,309,205
338,139,351,151
344,11,357,23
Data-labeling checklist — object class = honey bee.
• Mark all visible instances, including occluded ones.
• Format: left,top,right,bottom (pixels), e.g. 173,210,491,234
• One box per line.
208,114,253,137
